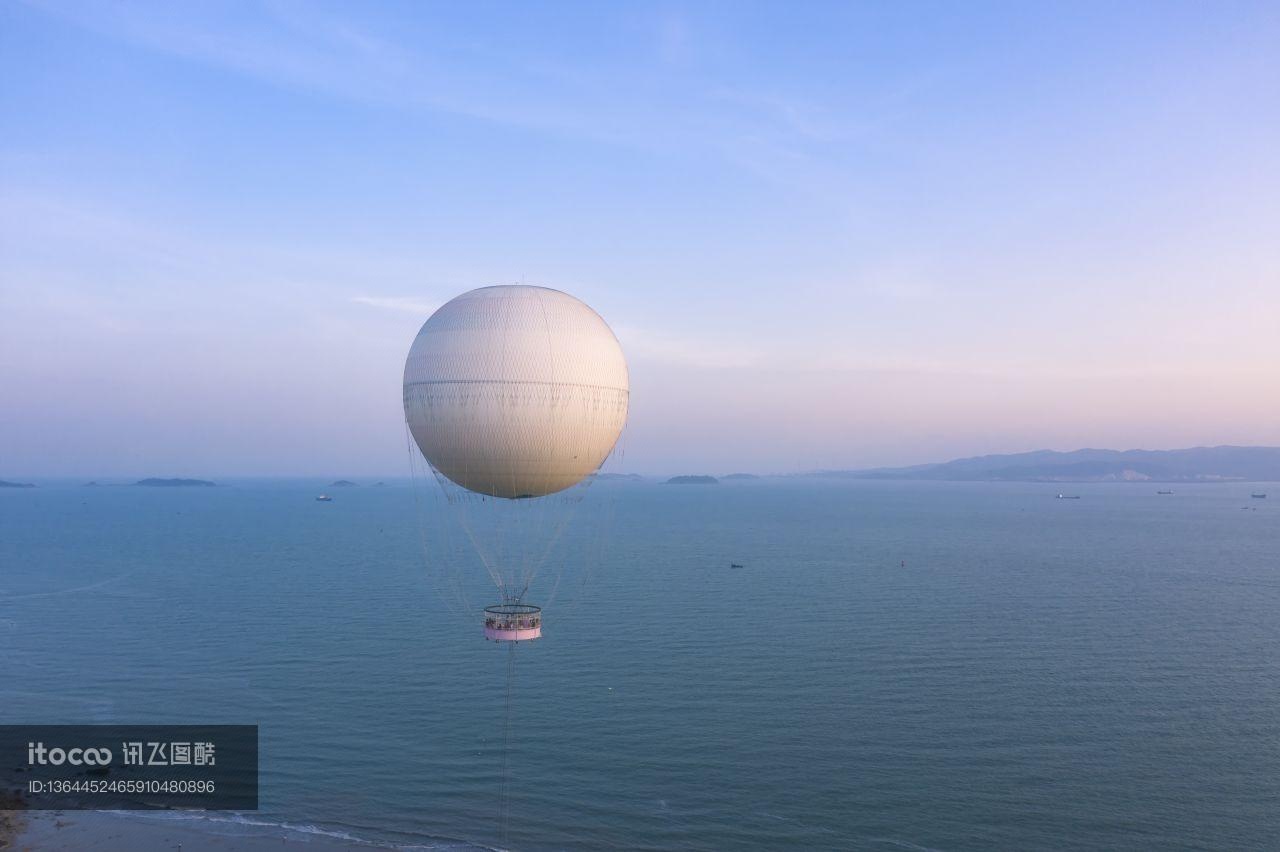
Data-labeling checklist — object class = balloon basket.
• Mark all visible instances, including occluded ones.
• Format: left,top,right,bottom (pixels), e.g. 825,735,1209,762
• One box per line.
484,604,542,642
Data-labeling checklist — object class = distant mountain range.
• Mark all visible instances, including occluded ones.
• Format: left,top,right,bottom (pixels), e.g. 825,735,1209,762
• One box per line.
817,446,1280,483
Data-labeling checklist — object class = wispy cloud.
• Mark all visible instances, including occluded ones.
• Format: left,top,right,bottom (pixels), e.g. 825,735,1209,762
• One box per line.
19,0,640,144
350,296,439,315
18,0,903,194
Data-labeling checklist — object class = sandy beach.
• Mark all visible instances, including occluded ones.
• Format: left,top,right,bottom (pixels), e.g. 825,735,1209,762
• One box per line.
2,810,411,851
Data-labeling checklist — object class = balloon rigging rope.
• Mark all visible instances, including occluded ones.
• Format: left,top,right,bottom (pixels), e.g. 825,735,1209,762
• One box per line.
437,449,506,596
544,434,625,617
406,422,473,616
519,478,589,597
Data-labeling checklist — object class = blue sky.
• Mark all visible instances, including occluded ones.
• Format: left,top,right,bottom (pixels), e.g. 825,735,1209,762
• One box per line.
2,1,1278,477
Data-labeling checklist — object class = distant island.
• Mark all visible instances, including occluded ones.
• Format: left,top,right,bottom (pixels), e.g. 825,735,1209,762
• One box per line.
667,475,719,485
816,446,1280,483
0,479,35,488
329,480,358,487
135,478,216,487
722,473,760,480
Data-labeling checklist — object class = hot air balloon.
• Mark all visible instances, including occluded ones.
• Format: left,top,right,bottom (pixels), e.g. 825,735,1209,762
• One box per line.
403,285,629,641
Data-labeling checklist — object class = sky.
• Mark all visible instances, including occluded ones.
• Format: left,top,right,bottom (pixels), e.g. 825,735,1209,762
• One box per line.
2,1,1278,478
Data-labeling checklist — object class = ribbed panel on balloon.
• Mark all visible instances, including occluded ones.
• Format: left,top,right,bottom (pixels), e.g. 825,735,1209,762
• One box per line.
404,382,628,499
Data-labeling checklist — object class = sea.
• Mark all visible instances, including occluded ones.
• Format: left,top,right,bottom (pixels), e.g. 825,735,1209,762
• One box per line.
1,478,1277,851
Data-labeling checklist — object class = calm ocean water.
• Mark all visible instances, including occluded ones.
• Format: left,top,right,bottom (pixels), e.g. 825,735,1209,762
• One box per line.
2,479,1277,850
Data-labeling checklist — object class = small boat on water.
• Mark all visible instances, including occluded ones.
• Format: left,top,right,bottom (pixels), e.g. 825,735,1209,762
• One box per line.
1252,493,1267,499
1157,490,1174,495
730,563,744,569
1056,493,1081,500
316,494,333,502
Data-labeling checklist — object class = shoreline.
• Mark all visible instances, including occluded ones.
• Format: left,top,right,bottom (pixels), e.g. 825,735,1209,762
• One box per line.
1,809,485,851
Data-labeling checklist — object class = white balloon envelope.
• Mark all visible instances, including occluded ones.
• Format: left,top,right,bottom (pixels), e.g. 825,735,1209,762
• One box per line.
404,285,629,500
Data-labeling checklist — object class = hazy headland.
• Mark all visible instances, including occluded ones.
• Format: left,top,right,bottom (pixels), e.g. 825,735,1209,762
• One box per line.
819,445,1280,483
